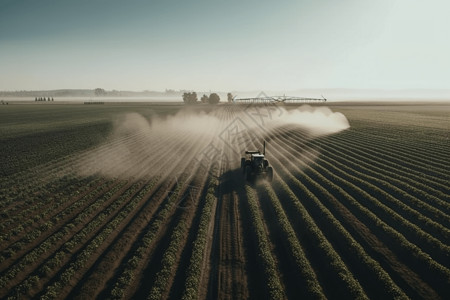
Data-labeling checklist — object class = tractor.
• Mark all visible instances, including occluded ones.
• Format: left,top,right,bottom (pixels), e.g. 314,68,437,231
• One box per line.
241,141,273,182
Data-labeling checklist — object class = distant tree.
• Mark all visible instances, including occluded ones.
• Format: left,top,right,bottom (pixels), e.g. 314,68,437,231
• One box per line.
182,92,198,104
208,93,220,104
200,94,209,103
94,88,106,96
227,93,233,103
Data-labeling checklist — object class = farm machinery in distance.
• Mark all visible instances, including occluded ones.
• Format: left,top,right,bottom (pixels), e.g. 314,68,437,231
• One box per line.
241,141,273,182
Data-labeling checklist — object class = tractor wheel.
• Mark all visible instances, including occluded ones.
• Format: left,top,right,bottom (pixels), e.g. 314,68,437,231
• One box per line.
241,158,246,171
245,166,252,181
267,167,273,182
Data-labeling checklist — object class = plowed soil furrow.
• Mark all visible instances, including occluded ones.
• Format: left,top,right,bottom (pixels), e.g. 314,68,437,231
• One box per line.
96,128,221,298
270,127,446,299
1,103,449,299
273,128,450,258
333,133,450,182
68,130,213,298
283,125,449,200
1,126,190,256
0,179,132,298
242,135,368,299
271,137,441,299
276,127,450,240
33,180,151,299
306,131,450,206
0,128,156,223
208,179,248,300
0,177,107,252
0,131,160,271
67,179,163,299
331,129,449,179
130,165,208,299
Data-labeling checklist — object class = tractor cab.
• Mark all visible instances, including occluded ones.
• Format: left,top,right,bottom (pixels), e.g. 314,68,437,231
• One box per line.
252,154,264,163
240,141,273,182
251,154,267,170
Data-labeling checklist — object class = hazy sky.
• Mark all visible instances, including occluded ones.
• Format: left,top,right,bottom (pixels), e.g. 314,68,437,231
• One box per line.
0,0,449,91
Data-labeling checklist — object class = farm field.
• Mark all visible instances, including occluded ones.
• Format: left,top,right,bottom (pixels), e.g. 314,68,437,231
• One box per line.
0,101,449,299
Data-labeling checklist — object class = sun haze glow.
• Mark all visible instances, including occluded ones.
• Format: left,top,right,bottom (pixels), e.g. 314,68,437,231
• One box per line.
0,0,449,93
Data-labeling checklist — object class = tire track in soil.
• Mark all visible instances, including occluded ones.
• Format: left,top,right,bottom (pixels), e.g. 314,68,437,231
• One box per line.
207,165,248,300
219,111,285,299
204,106,252,299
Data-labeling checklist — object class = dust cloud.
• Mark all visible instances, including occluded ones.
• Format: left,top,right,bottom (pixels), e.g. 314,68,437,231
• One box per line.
263,105,350,136
74,110,223,180
74,105,349,179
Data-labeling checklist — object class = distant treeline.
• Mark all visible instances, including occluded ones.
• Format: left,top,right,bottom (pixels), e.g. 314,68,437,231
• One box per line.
183,92,233,104
84,101,105,105
35,97,53,102
0,89,189,98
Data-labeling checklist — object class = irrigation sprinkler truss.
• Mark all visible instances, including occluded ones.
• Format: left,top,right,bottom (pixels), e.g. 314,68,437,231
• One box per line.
233,94,326,104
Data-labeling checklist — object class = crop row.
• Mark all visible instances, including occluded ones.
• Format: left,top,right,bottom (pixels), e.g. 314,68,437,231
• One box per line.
253,142,370,299
248,124,440,298
274,128,450,251
38,179,158,299
0,128,146,221
145,116,231,299
2,121,193,255
0,178,113,263
276,133,450,269
302,130,450,208
302,146,450,265
331,127,449,181
324,130,450,191
280,129,450,241
259,183,327,299
78,131,217,298
0,129,163,262
243,185,286,299
348,118,449,160
0,177,105,248
0,180,129,296
181,166,220,300
107,127,222,299
280,146,448,296
327,132,449,188
315,148,450,241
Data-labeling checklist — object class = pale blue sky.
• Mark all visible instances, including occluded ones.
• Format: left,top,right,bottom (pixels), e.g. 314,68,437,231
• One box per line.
0,0,449,91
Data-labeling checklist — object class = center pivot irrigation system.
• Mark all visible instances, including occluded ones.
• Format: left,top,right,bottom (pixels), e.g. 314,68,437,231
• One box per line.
233,94,326,104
